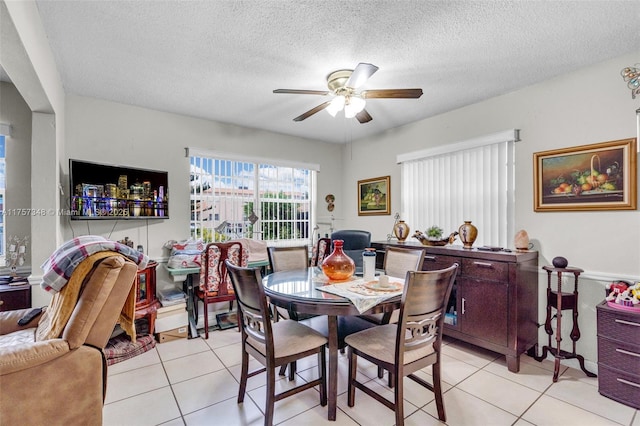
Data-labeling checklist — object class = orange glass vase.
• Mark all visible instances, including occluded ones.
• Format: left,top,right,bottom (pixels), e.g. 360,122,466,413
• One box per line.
321,240,355,281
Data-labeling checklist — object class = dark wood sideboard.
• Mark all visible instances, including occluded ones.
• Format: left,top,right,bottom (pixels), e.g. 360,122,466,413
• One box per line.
371,241,539,373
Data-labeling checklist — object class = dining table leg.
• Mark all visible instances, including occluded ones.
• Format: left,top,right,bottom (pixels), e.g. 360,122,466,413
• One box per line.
327,314,338,421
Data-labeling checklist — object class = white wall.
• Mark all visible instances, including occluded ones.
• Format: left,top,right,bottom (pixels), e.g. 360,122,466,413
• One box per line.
340,51,640,366
63,95,344,287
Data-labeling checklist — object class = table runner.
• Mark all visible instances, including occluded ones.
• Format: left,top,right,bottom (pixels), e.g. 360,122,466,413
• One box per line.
317,276,404,313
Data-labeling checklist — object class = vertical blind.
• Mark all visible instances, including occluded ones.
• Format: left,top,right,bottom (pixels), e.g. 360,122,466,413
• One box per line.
399,130,519,248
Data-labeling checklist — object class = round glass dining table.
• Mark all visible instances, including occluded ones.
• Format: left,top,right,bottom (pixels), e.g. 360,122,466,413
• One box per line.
262,267,401,421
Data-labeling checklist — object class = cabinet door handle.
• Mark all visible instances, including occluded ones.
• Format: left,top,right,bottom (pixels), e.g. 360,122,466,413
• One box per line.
461,297,466,315
473,261,494,268
616,348,640,358
615,319,640,327
617,378,640,389
424,256,436,261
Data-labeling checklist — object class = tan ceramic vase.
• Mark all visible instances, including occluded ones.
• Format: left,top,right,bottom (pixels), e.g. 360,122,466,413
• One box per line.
321,240,355,281
393,220,410,242
458,221,478,249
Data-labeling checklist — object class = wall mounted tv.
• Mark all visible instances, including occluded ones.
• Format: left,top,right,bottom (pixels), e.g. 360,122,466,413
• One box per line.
69,159,169,220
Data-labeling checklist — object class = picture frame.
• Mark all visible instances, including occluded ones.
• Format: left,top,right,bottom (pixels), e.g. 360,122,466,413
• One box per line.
533,138,637,212
358,176,391,215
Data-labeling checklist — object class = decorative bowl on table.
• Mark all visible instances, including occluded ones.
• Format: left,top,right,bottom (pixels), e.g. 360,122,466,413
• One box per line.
413,230,458,246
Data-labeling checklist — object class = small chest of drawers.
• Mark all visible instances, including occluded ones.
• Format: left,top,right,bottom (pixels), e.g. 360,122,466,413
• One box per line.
596,301,640,409
0,282,31,311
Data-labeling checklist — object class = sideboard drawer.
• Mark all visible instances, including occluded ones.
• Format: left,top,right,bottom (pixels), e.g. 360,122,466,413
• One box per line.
597,305,640,347
460,258,508,282
598,364,640,410
598,338,640,368
421,254,460,272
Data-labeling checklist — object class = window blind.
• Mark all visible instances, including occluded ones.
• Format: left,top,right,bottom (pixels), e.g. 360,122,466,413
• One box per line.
399,130,519,248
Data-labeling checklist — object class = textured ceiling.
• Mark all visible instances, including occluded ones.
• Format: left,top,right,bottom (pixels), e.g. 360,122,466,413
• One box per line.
30,0,640,144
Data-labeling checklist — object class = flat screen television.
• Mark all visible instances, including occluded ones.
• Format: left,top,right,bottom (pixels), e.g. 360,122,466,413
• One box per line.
69,159,169,220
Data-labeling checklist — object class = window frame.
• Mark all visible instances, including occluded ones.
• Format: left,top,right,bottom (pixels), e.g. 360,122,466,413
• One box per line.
188,149,318,247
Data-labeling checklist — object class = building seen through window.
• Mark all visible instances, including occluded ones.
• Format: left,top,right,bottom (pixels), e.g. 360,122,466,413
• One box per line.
190,154,314,246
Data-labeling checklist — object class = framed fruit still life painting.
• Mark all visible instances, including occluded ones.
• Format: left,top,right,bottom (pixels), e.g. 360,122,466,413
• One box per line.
533,138,637,211
358,176,390,215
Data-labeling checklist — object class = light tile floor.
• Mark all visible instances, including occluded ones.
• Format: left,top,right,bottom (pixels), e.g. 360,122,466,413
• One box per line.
104,328,639,426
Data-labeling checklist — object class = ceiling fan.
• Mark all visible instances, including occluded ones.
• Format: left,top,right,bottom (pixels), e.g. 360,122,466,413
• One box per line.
273,63,423,123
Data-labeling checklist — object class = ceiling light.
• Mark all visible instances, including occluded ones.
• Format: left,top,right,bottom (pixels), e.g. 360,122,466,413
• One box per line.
344,96,366,118
326,95,345,117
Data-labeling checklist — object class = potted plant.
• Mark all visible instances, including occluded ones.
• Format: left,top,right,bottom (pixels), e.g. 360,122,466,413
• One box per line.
426,225,443,240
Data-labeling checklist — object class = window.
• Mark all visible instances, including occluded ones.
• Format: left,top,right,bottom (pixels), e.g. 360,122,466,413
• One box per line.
398,130,519,248
189,150,317,246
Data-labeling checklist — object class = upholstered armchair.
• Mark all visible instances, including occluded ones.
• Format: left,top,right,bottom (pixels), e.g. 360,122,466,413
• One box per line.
0,254,138,425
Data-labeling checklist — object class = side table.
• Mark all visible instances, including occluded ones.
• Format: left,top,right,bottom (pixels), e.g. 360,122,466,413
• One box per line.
534,265,597,381
135,260,160,335
0,280,31,311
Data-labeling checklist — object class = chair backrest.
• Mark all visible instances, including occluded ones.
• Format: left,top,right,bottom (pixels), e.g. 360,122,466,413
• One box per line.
330,230,371,268
396,264,458,359
267,246,309,272
383,246,426,279
225,260,273,348
199,241,249,294
311,237,331,267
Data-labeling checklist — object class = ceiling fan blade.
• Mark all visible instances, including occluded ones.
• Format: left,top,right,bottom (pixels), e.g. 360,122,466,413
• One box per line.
345,63,379,89
356,109,373,124
293,101,332,122
274,89,330,95
361,89,423,99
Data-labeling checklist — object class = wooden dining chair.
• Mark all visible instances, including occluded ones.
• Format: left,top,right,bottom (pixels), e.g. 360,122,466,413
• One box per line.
225,260,327,426
359,246,426,325
344,264,459,426
267,245,316,379
267,246,309,275
196,241,248,339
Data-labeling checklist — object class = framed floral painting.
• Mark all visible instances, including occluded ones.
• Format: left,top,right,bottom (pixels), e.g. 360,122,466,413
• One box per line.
533,138,637,211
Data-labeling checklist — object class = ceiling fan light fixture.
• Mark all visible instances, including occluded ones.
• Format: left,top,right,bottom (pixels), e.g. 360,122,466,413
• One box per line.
344,96,366,118
327,95,346,117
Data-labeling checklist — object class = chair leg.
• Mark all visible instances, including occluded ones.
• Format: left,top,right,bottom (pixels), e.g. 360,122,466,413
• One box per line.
238,347,249,403
288,361,297,381
203,297,209,339
433,361,446,422
394,367,404,426
318,349,327,406
278,364,287,377
265,362,276,426
378,366,384,379
347,348,357,407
